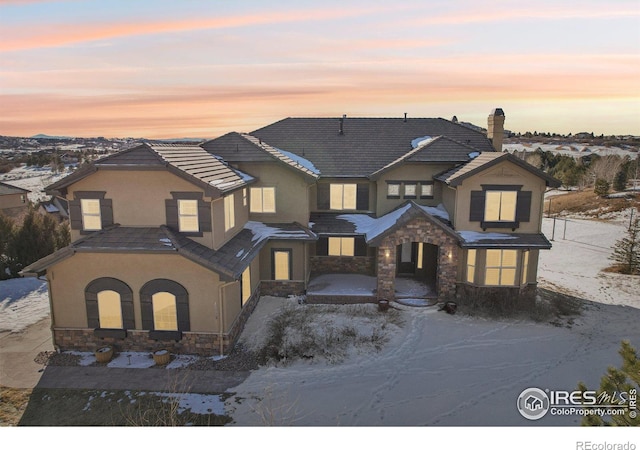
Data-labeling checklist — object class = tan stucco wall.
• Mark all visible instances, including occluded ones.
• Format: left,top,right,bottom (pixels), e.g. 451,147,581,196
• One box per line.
66,169,246,248
0,192,28,210
236,162,311,224
259,241,307,281
47,252,227,333
441,184,457,227
375,163,454,216
454,160,546,233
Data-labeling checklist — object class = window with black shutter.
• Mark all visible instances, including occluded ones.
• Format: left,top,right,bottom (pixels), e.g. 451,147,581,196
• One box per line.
165,192,211,236
140,279,190,341
69,191,113,233
85,277,134,339
469,185,532,230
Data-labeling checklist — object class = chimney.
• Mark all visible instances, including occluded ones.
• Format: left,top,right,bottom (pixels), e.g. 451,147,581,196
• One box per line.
487,108,505,152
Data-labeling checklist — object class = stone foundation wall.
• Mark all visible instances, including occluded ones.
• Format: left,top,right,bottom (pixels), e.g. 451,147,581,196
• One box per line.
455,282,537,314
259,280,305,297
310,256,375,275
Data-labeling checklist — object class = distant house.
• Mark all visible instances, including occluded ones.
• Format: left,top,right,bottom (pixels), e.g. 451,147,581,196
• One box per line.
38,196,69,222
0,181,30,218
22,108,560,356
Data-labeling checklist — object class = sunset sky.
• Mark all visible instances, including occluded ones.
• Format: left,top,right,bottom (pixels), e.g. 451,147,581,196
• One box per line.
1,0,638,139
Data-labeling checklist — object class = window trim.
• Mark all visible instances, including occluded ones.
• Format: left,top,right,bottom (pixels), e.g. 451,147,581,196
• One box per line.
224,193,235,232
466,249,476,284
81,198,102,231
177,199,199,233
420,182,434,199
480,185,522,230
403,183,417,200
85,277,134,332
140,279,190,337
166,192,210,237
386,182,401,199
70,191,113,233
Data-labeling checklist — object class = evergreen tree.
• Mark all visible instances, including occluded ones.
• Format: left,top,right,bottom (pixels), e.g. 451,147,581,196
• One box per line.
594,178,609,197
578,341,640,426
609,217,640,275
0,213,15,280
613,169,627,192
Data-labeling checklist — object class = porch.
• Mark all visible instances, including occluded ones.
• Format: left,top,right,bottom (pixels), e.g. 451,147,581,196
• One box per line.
305,273,437,306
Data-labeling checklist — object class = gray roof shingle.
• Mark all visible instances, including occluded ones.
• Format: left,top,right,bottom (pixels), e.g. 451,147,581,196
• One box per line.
0,181,30,195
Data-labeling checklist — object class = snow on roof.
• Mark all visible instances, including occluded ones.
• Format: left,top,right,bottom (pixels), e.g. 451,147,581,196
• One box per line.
411,135,434,149
43,203,59,213
418,204,450,221
276,148,321,176
244,221,315,243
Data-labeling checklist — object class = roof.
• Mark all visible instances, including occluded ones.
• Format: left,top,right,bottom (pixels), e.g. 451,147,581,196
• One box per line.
310,201,457,245
207,117,496,178
457,231,552,249
370,135,481,179
436,152,562,187
46,143,254,197
20,222,316,280
0,181,30,195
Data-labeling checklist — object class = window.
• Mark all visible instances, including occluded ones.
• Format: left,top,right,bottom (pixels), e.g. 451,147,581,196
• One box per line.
485,249,517,286
243,188,247,207
387,182,401,199
522,250,530,284
178,199,199,232
97,290,123,329
21,195,26,203
485,191,517,222
330,184,357,210
466,249,476,283
152,292,178,331
404,183,417,199
224,193,235,231
273,249,291,280
250,187,276,213
241,267,251,306
328,237,355,256
81,199,102,231
417,243,424,269
420,183,434,198
140,279,189,334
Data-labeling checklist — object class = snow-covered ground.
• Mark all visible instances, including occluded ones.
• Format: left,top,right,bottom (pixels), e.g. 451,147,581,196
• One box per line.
0,165,71,203
504,141,638,159
0,277,50,332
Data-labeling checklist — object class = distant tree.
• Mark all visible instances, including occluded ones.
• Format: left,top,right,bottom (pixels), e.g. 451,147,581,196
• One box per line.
613,169,628,192
578,340,639,426
608,217,639,275
5,208,69,276
594,178,610,197
0,213,15,280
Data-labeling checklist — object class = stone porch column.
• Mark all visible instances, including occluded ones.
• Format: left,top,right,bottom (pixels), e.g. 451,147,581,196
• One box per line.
377,243,396,300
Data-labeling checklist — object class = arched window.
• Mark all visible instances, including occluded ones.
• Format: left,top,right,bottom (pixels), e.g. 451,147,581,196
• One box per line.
85,278,134,330
97,290,123,329
140,279,190,333
152,292,178,331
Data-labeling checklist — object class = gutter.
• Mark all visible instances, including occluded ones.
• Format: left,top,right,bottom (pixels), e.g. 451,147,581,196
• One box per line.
37,273,59,353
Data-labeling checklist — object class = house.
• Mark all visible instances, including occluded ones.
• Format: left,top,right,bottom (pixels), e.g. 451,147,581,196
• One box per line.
21,108,560,355
38,196,69,222
0,181,30,218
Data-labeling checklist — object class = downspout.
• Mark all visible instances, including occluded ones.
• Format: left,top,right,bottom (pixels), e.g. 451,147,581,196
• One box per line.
218,280,235,357
38,272,60,353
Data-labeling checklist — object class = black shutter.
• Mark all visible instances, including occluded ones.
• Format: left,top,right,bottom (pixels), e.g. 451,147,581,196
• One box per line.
469,191,485,222
121,292,135,330
165,199,178,229
85,291,99,328
140,294,154,330
355,237,368,256
317,184,330,210
176,294,190,331
356,184,369,210
69,199,82,230
316,237,328,256
100,198,114,227
198,200,212,232
516,191,532,223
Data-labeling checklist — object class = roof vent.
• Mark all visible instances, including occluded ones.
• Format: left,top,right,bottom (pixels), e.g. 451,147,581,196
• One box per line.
339,114,346,135
404,113,407,122
451,116,458,123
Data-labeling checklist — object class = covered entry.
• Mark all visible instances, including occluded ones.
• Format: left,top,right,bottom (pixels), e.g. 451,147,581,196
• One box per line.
396,242,438,296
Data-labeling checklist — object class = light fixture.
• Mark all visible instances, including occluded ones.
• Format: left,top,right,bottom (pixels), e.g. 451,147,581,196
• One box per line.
385,249,390,258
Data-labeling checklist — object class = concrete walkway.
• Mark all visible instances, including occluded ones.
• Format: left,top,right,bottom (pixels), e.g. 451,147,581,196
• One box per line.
1,315,249,393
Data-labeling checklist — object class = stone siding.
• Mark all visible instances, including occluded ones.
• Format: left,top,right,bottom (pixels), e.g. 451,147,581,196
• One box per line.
376,217,459,301
310,256,375,275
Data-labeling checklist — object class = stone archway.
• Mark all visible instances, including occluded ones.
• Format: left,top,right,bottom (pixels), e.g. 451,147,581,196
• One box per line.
376,216,458,301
